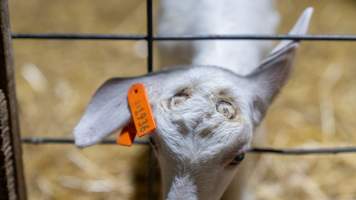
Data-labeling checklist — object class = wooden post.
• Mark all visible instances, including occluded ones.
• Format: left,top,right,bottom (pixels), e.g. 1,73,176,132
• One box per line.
0,0,27,199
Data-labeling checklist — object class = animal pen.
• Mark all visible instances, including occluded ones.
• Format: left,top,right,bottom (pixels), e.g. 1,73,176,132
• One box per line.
1,0,356,199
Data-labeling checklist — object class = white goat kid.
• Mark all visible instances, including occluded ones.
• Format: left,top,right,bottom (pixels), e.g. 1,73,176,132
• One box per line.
73,3,313,200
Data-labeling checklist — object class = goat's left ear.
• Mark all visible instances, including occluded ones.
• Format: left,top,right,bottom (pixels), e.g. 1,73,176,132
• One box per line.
73,73,167,147
247,7,313,126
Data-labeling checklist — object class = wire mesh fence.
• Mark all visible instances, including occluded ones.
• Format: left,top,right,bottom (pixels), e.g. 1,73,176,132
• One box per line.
15,0,356,155
8,0,356,199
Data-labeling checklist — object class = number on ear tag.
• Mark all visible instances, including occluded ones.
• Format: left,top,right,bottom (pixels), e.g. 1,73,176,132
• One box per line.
127,83,156,137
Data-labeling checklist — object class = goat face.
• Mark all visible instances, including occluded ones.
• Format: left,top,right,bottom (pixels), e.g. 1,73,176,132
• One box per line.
73,43,295,200
151,66,255,200
148,43,296,199
73,8,312,200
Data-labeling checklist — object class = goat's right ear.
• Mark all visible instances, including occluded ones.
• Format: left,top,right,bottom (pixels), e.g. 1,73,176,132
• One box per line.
246,7,313,126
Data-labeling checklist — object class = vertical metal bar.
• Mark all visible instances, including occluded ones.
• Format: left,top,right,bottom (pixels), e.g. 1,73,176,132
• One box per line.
0,0,27,199
146,0,153,73
146,0,156,199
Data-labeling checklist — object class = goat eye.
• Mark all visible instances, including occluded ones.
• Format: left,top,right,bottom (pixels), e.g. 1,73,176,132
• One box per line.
170,88,191,107
229,153,245,166
216,100,236,119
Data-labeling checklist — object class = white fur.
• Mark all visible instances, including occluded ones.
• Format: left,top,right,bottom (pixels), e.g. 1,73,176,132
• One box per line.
73,3,313,200
167,175,197,200
158,0,279,75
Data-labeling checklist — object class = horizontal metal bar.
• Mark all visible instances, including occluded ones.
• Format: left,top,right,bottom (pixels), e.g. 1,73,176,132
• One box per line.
11,33,356,41
21,137,148,145
154,34,356,41
12,33,147,40
248,146,356,155
21,137,356,155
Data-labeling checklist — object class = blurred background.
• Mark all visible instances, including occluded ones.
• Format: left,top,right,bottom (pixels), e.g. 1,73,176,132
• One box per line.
8,0,356,199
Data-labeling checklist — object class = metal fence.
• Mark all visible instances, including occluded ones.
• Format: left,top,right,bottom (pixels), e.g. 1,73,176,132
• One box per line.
3,0,356,199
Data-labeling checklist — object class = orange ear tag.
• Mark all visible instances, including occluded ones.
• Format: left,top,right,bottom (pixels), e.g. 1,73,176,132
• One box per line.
127,83,156,137
116,121,136,146
117,83,156,146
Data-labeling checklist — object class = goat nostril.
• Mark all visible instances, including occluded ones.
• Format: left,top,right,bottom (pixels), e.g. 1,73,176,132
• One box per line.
169,87,192,108
171,96,188,107
216,100,236,119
